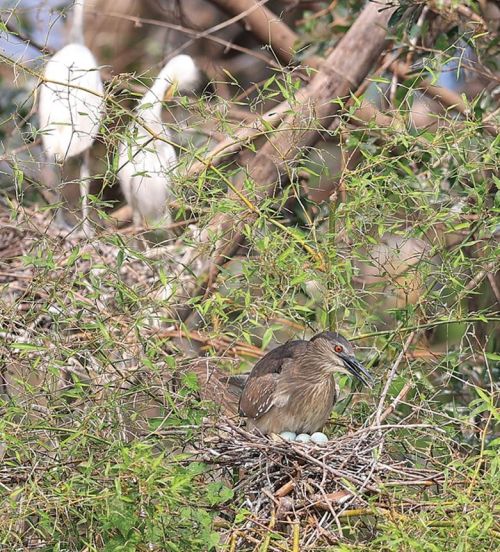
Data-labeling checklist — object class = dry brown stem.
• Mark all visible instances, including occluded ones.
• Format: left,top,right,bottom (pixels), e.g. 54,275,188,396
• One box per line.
379,381,413,423
429,0,488,30
390,61,498,135
209,0,299,65
199,418,446,548
391,61,469,114
374,332,416,426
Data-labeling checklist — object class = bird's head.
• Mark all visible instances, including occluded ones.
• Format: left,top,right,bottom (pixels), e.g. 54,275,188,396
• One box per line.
310,332,373,387
158,55,199,100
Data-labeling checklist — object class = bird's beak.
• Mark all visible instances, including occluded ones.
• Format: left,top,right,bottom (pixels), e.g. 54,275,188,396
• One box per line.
164,83,177,101
340,354,374,387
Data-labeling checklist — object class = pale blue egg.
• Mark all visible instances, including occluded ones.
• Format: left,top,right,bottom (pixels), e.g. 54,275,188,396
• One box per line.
311,432,328,444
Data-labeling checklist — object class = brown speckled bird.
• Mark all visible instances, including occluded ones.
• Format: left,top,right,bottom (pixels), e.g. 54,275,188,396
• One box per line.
238,332,373,436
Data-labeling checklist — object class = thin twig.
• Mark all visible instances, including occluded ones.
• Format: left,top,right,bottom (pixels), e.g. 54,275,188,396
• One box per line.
374,332,416,427
379,382,413,423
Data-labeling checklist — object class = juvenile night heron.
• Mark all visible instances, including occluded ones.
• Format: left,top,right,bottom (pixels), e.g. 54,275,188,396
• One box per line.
190,332,373,441
238,331,373,438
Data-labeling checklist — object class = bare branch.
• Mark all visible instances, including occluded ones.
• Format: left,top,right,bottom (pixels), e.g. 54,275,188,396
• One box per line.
0,13,55,56
209,0,299,65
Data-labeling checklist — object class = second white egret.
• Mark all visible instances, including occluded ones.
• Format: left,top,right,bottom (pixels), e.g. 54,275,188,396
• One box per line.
118,55,199,227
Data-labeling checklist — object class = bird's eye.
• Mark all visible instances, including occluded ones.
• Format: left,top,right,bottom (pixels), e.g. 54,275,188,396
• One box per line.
334,345,343,353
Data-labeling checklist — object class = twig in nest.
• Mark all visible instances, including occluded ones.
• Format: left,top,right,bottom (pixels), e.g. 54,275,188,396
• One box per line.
196,416,445,548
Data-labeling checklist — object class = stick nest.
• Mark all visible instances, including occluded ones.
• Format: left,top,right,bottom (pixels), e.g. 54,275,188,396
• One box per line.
196,418,445,549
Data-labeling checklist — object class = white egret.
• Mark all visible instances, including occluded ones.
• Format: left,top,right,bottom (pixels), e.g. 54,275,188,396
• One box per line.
38,0,104,235
118,55,199,227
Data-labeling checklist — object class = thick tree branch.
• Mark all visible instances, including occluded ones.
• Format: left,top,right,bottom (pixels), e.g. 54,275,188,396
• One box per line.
169,0,395,323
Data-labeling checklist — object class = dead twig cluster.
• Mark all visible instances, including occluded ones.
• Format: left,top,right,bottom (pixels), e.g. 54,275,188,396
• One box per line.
196,418,446,549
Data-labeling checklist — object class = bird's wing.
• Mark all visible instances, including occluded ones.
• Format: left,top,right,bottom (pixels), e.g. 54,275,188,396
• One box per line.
238,372,281,419
238,341,308,419
225,373,249,390
248,340,309,377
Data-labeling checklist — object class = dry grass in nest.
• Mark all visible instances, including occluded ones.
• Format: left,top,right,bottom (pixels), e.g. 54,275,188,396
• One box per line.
195,418,446,550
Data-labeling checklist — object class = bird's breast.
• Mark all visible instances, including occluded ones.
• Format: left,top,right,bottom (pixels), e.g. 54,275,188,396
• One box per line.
253,377,337,435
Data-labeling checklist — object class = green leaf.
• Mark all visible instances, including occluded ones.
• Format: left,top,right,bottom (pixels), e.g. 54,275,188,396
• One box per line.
261,327,274,350
206,482,234,506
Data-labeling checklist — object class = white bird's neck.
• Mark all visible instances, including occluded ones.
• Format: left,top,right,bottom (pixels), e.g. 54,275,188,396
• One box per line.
138,77,173,125
69,0,85,44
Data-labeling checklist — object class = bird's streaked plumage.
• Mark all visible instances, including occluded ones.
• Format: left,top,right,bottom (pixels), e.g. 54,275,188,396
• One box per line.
238,332,373,435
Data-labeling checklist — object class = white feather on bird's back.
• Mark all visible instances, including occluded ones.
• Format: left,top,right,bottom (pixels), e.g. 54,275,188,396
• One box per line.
153,55,199,99
39,43,104,160
118,140,177,225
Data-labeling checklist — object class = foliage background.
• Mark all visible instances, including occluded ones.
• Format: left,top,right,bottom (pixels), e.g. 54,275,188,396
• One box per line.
0,0,499,550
